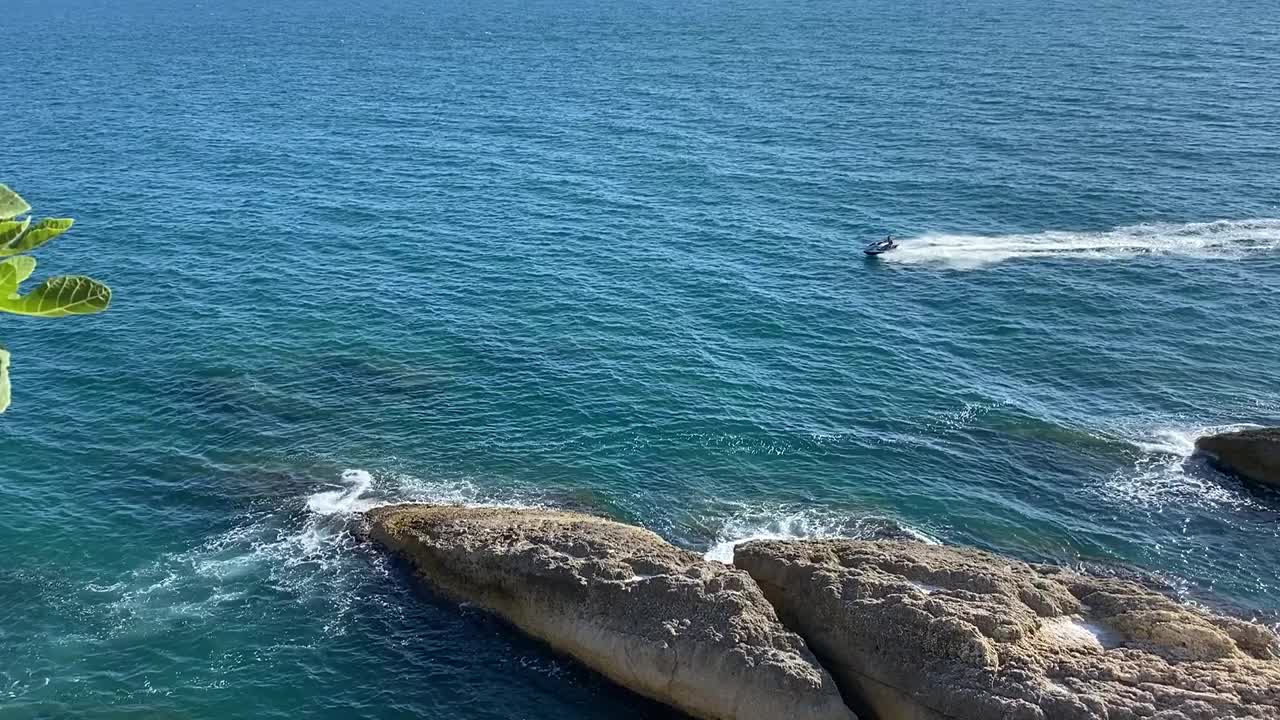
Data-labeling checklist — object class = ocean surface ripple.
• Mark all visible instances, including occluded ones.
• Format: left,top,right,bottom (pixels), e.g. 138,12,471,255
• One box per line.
2,0,1279,717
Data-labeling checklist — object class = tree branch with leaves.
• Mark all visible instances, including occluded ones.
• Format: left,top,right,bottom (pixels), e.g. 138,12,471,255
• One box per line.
0,184,112,413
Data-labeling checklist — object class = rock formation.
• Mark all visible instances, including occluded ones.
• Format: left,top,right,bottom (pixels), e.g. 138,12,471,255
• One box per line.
734,539,1280,720
1195,427,1280,489
365,504,856,720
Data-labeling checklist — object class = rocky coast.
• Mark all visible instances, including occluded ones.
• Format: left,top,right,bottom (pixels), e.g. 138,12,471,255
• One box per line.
365,504,1280,720
365,504,853,720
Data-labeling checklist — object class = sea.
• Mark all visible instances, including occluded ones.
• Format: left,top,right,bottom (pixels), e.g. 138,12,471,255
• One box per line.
3,0,1279,717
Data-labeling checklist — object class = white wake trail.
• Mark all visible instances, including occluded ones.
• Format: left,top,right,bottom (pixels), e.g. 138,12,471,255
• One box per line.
885,218,1280,269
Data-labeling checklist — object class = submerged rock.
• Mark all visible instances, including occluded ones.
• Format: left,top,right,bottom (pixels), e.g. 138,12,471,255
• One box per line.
734,539,1280,720
1195,427,1280,489
366,504,855,720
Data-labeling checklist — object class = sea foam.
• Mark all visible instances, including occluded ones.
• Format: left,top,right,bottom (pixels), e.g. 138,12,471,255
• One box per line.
101,468,536,640
306,469,381,516
1100,422,1265,511
703,504,938,564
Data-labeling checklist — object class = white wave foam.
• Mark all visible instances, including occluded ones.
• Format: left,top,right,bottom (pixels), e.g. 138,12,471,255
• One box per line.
100,468,546,641
702,504,938,564
1100,423,1265,511
306,469,380,516
885,218,1280,269
1131,423,1262,456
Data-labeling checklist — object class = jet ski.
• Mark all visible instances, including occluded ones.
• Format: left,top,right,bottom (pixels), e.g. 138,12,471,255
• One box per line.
864,237,898,255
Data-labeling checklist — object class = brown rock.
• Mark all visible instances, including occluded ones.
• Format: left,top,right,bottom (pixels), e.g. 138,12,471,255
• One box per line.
366,504,856,720
734,539,1280,720
1195,427,1280,489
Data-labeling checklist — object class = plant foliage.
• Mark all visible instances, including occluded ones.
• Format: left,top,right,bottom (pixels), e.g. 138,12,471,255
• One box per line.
0,184,111,413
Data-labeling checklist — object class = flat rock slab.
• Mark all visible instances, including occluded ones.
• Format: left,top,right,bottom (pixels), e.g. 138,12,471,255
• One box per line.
735,539,1280,720
366,504,855,720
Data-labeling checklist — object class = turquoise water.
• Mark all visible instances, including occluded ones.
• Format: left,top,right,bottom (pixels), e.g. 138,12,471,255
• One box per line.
4,0,1280,716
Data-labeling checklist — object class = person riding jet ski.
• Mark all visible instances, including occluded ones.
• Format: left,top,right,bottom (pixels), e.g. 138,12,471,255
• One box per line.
864,235,898,255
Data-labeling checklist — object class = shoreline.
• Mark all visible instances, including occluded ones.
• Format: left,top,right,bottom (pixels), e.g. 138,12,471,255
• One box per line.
363,502,1280,720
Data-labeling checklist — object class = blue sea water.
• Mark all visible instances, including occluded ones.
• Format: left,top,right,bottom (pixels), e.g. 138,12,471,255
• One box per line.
3,0,1280,716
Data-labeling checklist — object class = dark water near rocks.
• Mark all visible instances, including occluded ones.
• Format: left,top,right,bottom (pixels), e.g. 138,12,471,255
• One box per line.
3,0,1280,716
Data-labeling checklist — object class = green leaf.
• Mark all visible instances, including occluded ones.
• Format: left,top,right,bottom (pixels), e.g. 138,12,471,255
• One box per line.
0,275,111,317
0,346,9,413
0,256,36,296
0,218,74,256
0,185,30,220
0,219,31,247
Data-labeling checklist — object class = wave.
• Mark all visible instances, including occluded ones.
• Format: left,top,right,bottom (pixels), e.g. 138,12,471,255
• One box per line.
1100,422,1265,511
100,469,546,640
304,477,945,578
103,471,379,638
884,218,1280,269
305,469,381,515
1129,423,1263,457
702,503,938,564
107,473,953,649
